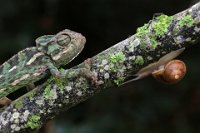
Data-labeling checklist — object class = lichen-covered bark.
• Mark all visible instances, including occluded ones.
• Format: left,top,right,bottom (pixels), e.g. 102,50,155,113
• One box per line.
1,2,200,133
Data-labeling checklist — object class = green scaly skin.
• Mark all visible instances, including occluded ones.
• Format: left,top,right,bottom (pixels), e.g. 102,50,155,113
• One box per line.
0,29,86,99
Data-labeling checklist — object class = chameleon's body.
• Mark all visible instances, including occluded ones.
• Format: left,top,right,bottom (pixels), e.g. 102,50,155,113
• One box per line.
0,29,86,99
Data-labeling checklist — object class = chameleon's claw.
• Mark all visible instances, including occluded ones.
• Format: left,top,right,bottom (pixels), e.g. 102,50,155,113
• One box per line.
48,62,67,79
53,71,66,79
82,58,104,86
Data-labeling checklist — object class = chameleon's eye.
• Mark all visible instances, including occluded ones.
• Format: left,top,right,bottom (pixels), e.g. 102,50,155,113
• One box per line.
56,34,71,46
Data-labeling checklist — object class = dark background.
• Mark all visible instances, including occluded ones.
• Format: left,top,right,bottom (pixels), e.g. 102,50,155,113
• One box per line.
0,0,200,133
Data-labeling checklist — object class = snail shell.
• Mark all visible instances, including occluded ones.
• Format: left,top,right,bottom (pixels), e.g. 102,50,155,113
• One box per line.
152,60,186,84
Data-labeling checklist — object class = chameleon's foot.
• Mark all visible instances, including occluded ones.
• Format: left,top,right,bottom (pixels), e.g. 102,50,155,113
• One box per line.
81,58,103,86
49,66,67,80
53,70,66,79
47,61,67,79
0,97,12,107
52,58,103,86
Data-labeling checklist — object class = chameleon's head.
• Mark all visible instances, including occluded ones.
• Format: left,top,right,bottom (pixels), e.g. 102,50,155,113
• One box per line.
36,29,86,66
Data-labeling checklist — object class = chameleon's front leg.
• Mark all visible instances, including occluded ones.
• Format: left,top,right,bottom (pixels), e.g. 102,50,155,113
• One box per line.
79,59,102,85
46,61,66,79
48,59,102,85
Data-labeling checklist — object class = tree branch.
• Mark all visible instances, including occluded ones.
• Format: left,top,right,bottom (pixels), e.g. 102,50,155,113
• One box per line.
1,2,200,133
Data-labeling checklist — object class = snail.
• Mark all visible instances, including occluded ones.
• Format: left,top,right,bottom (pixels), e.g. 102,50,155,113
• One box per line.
152,59,186,84
121,48,186,85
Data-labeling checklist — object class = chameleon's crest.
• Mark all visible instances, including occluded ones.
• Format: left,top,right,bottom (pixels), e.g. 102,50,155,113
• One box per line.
36,29,86,66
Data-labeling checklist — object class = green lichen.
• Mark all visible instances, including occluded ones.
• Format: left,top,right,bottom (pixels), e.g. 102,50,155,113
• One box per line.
15,100,23,109
46,76,54,84
178,15,195,27
26,115,41,129
152,15,173,36
28,90,37,100
109,51,125,72
136,14,172,49
43,85,53,99
136,14,173,37
139,42,146,49
136,24,149,37
135,56,144,65
80,81,89,91
54,78,65,93
150,38,158,48
110,51,125,64
114,77,125,86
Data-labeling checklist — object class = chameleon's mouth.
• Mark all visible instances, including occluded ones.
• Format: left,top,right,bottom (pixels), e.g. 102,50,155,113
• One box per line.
52,49,70,61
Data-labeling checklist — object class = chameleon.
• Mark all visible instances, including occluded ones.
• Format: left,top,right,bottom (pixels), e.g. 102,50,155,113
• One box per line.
0,29,86,103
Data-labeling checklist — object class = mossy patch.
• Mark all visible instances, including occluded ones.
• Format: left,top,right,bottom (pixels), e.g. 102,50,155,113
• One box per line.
114,77,125,86
152,15,173,36
135,56,144,65
54,78,65,93
110,51,125,64
109,51,125,72
136,24,149,37
15,100,23,109
28,90,37,100
150,38,158,48
136,14,173,49
43,85,53,99
26,115,41,129
108,52,126,85
178,15,195,27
